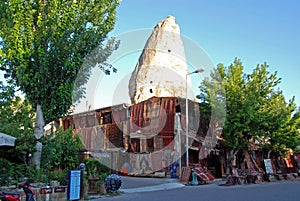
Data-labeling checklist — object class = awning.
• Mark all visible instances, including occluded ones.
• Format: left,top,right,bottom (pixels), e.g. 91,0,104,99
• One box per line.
0,132,16,147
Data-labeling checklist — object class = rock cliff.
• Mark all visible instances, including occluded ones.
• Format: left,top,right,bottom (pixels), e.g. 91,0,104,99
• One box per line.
128,16,191,104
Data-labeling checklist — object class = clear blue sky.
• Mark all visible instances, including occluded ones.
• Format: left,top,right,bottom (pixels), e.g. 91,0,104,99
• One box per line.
1,0,299,112
90,0,299,110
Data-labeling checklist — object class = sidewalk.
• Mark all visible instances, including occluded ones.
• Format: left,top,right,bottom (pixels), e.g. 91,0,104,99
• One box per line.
120,176,185,193
87,176,225,200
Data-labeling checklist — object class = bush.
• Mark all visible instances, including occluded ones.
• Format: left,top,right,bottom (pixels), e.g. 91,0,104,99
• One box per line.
0,159,36,186
84,158,111,182
41,127,84,170
0,159,11,186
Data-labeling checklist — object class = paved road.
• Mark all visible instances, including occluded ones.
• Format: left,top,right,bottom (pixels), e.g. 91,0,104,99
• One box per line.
120,176,182,190
92,178,300,201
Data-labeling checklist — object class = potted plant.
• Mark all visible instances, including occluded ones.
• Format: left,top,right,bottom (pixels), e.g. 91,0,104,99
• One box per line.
97,172,110,195
84,158,110,195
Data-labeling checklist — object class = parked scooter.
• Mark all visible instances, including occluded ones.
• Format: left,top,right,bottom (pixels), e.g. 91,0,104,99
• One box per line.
0,191,20,201
18,181,36,201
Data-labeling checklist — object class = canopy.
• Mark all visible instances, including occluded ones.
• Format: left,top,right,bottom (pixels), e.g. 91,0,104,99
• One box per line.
0,132,16,147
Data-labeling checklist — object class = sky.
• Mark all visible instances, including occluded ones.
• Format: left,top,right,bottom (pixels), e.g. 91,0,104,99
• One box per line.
74,0,300,112
1,0,299,113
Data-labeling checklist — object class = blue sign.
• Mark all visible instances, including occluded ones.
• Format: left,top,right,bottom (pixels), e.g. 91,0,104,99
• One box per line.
171,163,179,178
67,170,81,200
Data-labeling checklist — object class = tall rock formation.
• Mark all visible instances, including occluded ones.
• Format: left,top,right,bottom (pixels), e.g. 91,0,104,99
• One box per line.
128,16,191,104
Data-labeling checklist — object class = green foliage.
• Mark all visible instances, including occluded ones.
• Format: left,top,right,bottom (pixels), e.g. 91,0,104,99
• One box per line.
46,168,69,185
197,66,226,127
0,158,36,185
0,80,36,164
198,58,300,155
84,158,111,182
73,37,120,105
41,127,84,170
0,0,120,124
5,167,69,184
0,159,11,186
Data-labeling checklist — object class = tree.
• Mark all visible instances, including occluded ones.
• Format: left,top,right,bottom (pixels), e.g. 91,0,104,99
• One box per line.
200,59,249,150
0,79,36,165
198,58,299,174
257,95,300,157
0,0,120,168
41,127,83,171
245,63,300,157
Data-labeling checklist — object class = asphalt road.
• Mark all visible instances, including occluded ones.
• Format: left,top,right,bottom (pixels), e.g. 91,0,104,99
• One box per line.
94,180,300,201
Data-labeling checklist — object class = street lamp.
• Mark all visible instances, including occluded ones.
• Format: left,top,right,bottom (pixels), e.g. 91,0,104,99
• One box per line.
185,68,204,167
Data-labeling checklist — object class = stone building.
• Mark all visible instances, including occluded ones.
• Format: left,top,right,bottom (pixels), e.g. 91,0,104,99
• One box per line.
62,16,222,178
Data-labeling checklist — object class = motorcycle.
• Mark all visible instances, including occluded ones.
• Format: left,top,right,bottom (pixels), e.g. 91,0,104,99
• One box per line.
0,191,20,201
18,181,36,201
0,181,36,201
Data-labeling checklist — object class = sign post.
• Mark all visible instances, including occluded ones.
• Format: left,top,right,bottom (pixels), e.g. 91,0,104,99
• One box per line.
67,170,81,200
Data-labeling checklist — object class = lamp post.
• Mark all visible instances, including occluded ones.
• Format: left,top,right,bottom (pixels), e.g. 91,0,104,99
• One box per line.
185,68,204,167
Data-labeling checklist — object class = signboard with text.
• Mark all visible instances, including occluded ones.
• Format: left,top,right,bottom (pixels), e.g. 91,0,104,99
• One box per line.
67,170,81,200
40,187,52,194
264,159,274,174
54,187,66,193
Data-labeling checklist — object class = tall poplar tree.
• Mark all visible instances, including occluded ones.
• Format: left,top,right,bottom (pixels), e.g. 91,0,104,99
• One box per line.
0,0,120,168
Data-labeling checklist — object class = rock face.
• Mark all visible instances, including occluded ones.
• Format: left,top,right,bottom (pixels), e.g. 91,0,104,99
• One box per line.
128,16,191,104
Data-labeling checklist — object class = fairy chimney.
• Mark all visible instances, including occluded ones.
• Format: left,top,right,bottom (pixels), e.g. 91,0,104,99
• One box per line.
128,16,191,104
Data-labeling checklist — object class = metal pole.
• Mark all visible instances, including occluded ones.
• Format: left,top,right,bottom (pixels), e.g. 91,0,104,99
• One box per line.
186,73,189,167
185,68,204,168
177,113,182,176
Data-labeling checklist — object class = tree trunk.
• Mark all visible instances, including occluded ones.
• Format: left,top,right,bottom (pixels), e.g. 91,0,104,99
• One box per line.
267,150,272,159
226,149,238,177
32,104,45,169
